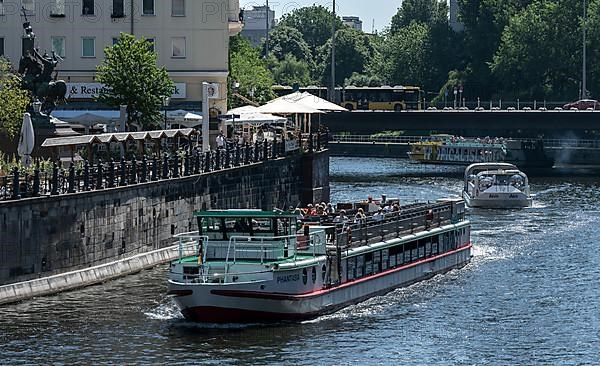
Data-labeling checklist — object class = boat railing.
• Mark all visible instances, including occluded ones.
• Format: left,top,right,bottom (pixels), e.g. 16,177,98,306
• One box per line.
225,231,326,265
335,203,455,247
172,231,208,261
169,266,274,284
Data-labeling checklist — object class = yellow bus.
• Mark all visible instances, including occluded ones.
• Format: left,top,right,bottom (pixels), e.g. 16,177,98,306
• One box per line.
342,86,424,111
271,85,424,111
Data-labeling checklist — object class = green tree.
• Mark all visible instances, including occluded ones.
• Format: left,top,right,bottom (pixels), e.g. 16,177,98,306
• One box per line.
272,54,312,87
319,28,378,86
491,0,581,99
266,26,313,63
229,35,275,108
379,22,431,88
457,0,533,98
96,33,173,130
391,0,449,33
278,5,344,52
344,72,384,87
0,58,30,139
584,0,600,97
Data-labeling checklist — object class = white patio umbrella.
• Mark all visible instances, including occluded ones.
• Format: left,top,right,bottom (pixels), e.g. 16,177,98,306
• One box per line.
17,112,35,167
256,98,324,115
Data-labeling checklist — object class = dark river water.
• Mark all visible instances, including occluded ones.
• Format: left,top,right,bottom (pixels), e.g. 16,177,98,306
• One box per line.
2,158,600,365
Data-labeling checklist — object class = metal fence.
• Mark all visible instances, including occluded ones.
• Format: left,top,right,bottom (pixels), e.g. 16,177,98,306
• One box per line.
0,133,328,202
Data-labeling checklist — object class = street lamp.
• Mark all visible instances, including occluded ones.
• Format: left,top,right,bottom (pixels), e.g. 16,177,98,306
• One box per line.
32,100,42,114
162,96,171,130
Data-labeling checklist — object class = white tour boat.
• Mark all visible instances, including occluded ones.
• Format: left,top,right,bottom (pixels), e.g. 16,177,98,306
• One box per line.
463,163,533,208
167,200,472,323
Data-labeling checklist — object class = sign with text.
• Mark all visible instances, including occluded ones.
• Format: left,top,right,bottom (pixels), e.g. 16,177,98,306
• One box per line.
66,83,187,99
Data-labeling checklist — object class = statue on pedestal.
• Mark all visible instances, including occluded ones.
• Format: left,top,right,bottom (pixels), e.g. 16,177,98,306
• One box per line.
17,9,67,117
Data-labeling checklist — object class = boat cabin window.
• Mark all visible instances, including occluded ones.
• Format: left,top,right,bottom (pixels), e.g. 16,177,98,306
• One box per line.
198,216,295,240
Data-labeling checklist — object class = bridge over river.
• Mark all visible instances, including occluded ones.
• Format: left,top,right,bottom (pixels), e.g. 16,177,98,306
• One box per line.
328,135,600,168
321,110,600,138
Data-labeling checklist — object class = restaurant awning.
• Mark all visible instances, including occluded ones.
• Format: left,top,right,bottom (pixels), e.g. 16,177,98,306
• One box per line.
41,128,198,148
225,106,288,124
256,98,324,115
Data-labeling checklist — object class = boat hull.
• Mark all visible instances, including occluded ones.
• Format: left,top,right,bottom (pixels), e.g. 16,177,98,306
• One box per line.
169,244,473,323
463,192,532,208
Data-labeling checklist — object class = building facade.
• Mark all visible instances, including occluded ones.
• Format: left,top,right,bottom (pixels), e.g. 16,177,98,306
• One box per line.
0,0,242,116
342,16,362,32
240,5,274,46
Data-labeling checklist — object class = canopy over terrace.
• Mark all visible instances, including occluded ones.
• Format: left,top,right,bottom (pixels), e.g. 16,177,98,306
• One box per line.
42,128,198,161
225,106,288,124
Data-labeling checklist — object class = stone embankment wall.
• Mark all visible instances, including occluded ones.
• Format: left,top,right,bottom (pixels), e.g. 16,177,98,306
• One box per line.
0,151,329,289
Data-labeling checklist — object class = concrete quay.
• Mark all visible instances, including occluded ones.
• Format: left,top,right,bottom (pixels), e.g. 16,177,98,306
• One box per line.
0,149,329,304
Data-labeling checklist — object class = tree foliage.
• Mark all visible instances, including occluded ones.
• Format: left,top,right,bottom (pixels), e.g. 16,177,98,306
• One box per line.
391,0,449,33
272,54,312,87
96,33,173,130
0,58,30,139
319,28,379,86
266,26,313,64
229,35,275,108
278,5,344,52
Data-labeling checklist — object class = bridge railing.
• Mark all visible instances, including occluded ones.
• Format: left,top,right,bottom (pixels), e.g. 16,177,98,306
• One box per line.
330,134,600,149
0,134,326,202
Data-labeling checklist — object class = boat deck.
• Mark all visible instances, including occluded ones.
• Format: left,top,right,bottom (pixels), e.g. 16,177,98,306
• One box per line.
177,253,320,266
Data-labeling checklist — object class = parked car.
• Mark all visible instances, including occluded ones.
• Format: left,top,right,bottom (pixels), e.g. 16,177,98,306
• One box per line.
563,99,600,110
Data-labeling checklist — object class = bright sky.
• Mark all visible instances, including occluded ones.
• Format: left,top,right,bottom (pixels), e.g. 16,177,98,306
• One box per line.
239,1,402,32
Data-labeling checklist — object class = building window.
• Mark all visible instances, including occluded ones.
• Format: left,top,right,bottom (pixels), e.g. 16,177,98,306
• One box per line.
51,0,65,16
51,36,65,58
82,37,95,57
142,0,154,15
0,0,5,16
82,0,94,15
146,38,155,52
112,0,124,17
0,38,4,56
112,37,119,45
172,0,184,16
171,37,185,58
22,0,34,14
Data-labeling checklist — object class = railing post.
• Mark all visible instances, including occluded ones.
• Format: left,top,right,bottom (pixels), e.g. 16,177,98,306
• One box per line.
11,167,20,200
130,156,138,184
244,143,250,164
51,162,59,195
96,160,104,190
263,141,269,161
119,157,127,186
151,155,158,181
83,160,90,191
194,150,200,174
215,148,221,170
204,151,211,172
162,153,169,179
253,142,259,162
272,139,278,158
308,133,314,153
316,132,321,151
141,155,148,183
106,159,114,188
173,153,180,178
224,144,231,168
235,142,240,166
184,151,191,176
32,163,40,197
67,163,76,193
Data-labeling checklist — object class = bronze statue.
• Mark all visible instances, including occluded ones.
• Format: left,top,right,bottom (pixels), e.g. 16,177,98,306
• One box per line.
17,9,67,116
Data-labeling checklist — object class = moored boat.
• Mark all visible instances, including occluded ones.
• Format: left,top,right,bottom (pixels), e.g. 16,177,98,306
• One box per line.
463,163,533,208
167,199,472,323
408,135,552,168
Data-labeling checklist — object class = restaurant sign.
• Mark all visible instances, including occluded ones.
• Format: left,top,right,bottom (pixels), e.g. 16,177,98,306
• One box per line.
66,83,187,99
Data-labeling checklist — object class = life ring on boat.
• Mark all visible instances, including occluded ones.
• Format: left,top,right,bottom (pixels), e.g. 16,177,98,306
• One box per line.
346,227,352,244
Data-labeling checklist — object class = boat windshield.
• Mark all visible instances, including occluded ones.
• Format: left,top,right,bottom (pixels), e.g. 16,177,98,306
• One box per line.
199,216,296,240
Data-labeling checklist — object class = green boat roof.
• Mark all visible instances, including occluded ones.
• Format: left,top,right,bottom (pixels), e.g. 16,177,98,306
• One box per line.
194,210,299,219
